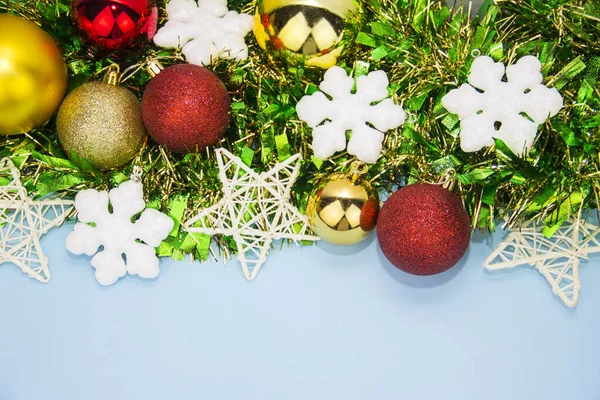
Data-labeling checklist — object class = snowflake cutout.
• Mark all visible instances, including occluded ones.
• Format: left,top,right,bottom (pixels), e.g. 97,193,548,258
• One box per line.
442,55,563,156
153,0,253,66
0,158,73,282
484,218,600,307
296,66,406,164
66,177,174,286
184,149,319,281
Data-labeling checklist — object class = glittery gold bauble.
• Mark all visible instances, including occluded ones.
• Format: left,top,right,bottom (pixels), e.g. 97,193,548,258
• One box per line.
253,0,358,69
56,74,146,170
0,14,68,135
307,166,380,245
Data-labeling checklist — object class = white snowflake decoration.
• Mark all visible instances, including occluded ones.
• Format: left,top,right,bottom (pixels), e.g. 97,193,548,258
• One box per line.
442,55,563,156
153,0,253,66
0,158,73,282
184,149,319,281
296,66,406,164
66,173,174,286
485,218,600,307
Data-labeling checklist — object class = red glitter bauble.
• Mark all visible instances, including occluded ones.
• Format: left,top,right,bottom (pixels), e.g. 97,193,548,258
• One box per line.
141,64,231,153
73,0,157,54
377,183,471,276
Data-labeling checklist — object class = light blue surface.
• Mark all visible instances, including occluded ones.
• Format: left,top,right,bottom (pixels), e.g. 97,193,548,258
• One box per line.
1,224,599,400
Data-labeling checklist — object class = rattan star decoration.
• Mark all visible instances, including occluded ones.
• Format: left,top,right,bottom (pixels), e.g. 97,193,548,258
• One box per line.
184,149,319,280
0,158,74,282
484,217,600,307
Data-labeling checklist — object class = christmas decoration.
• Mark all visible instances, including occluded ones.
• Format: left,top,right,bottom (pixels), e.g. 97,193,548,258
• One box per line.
253,0,358,69
306,162,379,245
442,55,563,156
141,63,231,153
0,158,74,282
66,167,174,286
0,14,67,135
485,218,600,308
377,183,471,276
72,0,157,54
2,0,600,289
56,66,146,170
153,0,253,66
296,66,405,163
184,148,319,281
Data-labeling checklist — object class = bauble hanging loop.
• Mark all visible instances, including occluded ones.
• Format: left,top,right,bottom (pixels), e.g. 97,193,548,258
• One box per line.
145,59,165,78
103,64,121,86
307,162,380,246
349,160,369,183
130,165,144,183
435,168,457,191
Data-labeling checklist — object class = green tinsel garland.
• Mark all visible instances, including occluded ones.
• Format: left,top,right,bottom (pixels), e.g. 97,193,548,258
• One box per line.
0,0,598,260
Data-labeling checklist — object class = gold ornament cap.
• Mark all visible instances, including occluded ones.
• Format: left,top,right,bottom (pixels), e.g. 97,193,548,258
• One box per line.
103,64,121,86
145,59,165,78
435,168,457,191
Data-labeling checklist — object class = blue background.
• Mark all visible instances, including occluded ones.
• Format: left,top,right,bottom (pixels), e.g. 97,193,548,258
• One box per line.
1,224,599,400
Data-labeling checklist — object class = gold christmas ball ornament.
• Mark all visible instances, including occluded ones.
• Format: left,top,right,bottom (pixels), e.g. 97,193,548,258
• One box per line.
307,162,380,245
0,14,68,135
56,66,146,170
253,0,358,69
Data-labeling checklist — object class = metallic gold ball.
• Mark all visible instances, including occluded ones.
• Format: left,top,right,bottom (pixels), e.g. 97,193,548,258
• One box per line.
57,81,146,170
0,14,68,135
307,173,380,245
253,0,358,69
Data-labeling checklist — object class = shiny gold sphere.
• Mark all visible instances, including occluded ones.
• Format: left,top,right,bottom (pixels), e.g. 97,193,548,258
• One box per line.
0,14,68,135
307,172,380,245
253,0,358,69
57,81,146,170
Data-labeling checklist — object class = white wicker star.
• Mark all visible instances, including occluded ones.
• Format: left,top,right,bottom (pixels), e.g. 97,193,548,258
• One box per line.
484,217,600,307
0,158,74,282
184,149,319,281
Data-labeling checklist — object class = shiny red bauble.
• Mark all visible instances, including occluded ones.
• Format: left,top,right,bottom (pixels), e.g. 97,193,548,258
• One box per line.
72,0,157,54
141,64,231,153
377,183,471,276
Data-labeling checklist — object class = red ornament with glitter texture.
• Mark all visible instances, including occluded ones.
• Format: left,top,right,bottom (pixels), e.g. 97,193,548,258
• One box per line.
377,183,471,276
141,64,231,153
73,0,157,54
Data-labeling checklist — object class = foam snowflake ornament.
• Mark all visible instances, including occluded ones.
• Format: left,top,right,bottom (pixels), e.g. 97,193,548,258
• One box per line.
153,0,253,66
184,149,319,281
442,55,563,156
485,217,600,307
296,66,406,164
66,170,174,286
0,158,73,282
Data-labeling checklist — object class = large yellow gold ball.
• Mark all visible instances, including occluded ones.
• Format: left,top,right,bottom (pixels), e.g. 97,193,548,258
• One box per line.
57,81,147,170
307,173,380,245
253,0,358,69
0,14,68,135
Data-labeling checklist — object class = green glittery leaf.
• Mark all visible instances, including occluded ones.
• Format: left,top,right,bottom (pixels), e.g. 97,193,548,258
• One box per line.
275,134,291,162
35,173,86,196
